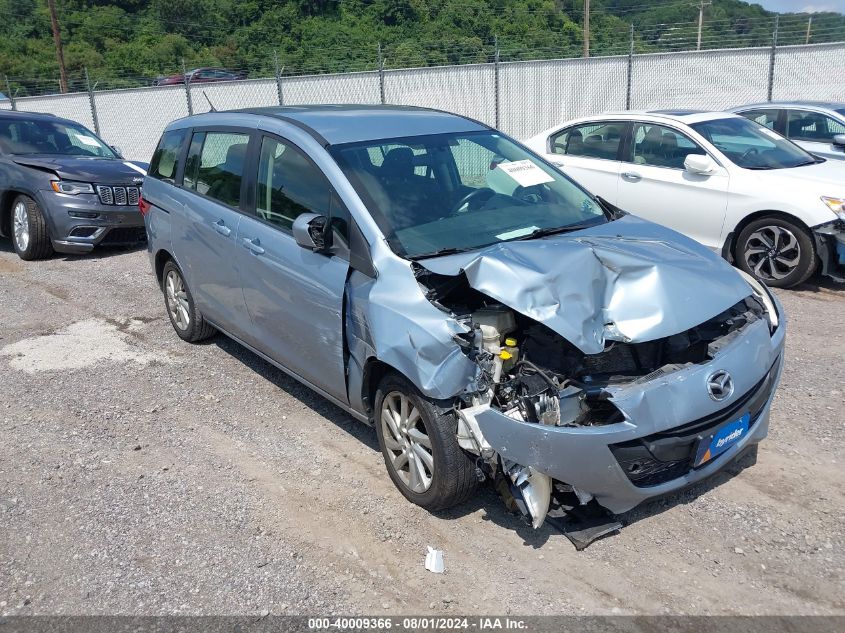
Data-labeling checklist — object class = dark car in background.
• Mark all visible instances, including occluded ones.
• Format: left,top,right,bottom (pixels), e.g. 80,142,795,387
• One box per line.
152,68,248,86
0,111,149,260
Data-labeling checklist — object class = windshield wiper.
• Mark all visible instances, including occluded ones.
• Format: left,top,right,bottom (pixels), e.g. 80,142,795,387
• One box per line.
408,246,475,260
516,221,599,240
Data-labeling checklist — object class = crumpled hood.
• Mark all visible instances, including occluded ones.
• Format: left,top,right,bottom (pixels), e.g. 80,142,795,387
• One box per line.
12,155,149,184
419,215,753,355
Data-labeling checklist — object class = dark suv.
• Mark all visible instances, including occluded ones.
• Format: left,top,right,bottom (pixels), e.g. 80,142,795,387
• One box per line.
0,111,149,260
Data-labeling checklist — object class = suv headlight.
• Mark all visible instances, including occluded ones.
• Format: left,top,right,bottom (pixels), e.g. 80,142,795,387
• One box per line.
50,180,94,195
737,269,779,331
821,196,845,219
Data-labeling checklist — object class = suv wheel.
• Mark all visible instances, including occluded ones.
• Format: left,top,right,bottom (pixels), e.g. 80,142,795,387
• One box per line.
735,216,816,288
11,195,53,261
374,373,477,511
161,260,216,342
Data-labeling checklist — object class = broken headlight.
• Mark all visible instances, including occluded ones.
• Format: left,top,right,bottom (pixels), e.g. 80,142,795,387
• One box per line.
737,269,779,332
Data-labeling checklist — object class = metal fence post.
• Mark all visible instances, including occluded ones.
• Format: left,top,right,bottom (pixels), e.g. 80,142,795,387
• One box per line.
378,42,386,105
626,24,634,110
767,15,779,102
494,35,501,129
85,67,100,136
273,50,284,106
182,58,194,116
4,75,16,110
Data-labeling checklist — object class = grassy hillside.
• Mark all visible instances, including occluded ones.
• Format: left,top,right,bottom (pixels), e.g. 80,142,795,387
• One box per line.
1,0,843,95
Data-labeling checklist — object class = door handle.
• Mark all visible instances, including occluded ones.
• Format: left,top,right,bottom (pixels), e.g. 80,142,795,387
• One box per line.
213,220,231,236
621,172,642,182
242,237,265,255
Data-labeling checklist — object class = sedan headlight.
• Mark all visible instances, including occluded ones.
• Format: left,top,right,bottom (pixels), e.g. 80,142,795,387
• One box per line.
821,196,845,218
737,269,779,331
50,180,94,195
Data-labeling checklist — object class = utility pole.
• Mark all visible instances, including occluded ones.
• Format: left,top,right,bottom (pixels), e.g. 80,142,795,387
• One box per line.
583,0,590,58
47,0,68,93
806,15,813,45
696,0,712,51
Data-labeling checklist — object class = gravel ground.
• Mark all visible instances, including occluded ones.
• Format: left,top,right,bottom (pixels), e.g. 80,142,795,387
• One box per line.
0,243,843,616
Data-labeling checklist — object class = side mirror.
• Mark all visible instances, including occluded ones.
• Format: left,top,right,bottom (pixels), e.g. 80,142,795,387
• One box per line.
833,134,845,149
292,212,331,252
684,154,717,175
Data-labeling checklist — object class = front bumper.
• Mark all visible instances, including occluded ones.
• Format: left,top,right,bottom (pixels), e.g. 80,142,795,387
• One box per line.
813,220,845,282
40,190,147,254
476,304,786,515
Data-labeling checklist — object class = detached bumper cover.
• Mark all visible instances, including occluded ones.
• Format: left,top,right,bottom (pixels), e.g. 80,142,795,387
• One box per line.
813,220,845,282
40,190,146,253
475,308,786,515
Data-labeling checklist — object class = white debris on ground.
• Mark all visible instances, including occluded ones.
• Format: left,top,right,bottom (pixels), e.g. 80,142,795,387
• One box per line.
425,546,445,573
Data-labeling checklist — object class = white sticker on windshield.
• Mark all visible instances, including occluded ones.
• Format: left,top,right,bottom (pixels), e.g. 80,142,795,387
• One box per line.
496,225,539,240
496,160,554,187
76,135,101,147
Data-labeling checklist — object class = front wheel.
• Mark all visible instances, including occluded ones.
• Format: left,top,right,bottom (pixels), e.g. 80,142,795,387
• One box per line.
11,195,53,261
374,373,477,511
735,217,816,288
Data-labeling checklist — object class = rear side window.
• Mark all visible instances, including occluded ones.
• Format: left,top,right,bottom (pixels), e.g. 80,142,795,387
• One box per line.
740,109,780,131
550,122,624,160
184,131,250,208
149,129,187,183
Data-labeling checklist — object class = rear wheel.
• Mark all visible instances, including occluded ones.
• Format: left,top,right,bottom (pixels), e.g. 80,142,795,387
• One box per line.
11,195,53,261
735,216,816,288
374,373,477,511
161,260,216,342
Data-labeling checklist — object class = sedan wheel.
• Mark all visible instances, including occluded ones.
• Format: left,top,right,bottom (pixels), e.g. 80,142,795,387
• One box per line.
743,225,801,282
13,201,30,252
165,269,190,331
380,391,434,493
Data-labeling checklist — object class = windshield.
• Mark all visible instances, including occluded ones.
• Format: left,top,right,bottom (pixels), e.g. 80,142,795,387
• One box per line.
836,108,845,118
691,117,816,170
0,118,116,157
330,131,606,259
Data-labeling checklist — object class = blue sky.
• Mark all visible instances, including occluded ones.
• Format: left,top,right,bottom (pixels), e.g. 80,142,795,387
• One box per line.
754,0,845,12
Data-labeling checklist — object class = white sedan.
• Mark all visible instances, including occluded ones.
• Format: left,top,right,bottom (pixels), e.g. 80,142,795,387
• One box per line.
523,110,845,288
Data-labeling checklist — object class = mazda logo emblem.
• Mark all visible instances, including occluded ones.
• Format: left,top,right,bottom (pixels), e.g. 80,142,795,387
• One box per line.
706,370,734,402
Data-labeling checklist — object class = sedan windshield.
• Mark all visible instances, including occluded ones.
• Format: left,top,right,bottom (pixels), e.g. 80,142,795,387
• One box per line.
330,131,607,259
0,118,116,157
691,117,817,170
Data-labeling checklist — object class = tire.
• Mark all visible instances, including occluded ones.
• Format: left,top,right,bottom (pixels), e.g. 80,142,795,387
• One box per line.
735,216,816,289
11,195,53,261
374,372,477,511
161,260,216,343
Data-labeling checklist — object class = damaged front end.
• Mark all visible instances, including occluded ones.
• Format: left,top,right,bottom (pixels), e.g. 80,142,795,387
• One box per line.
408,218,786,535
813,219,845,282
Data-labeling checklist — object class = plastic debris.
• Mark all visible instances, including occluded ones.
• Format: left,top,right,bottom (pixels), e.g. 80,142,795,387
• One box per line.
424,546,444,573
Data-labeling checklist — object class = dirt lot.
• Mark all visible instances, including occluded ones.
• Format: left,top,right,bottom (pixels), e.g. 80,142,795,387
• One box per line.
0,243,843,616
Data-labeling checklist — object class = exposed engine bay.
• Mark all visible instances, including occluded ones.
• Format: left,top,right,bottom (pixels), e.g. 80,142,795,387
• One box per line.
414,264,770,540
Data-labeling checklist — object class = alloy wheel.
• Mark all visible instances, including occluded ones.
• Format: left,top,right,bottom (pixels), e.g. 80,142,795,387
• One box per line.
380,392,434,493
13,201,29,252
743,225,801,282
165,269,190,331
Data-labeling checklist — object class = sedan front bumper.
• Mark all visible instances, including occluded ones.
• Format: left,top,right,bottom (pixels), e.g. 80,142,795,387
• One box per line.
39,190,146,254
475,309,785,515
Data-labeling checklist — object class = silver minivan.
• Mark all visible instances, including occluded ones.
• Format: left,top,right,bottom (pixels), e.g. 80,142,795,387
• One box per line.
141,106,785,533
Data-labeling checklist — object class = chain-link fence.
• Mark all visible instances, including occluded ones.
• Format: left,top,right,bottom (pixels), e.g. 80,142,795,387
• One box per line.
3,41,844,161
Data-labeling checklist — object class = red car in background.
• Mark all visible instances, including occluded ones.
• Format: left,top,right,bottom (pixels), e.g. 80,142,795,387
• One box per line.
153,68,247,86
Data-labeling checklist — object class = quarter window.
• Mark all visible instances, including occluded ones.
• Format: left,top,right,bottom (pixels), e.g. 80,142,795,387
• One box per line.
630,123,704,169
149,129,187,183
787,110,845,142
184,131,250,208
256,136,332,232
550,122,624,160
